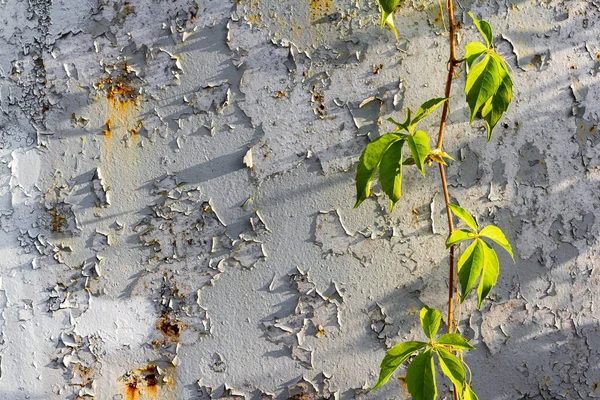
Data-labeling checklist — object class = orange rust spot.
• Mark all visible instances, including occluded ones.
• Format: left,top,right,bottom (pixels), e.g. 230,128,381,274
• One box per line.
125,380,139,400
596,52,600,61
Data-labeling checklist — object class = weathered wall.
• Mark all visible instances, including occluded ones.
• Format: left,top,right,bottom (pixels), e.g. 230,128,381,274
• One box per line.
0,0,599,398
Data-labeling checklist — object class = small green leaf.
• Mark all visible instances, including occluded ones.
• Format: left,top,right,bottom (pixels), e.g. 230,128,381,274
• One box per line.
467,12,493,48
446,229,476,248
402,155,415,166
379,140,405,211
436,334,475,351
477,240,500,309
420,306,442,340
479,225,514,261
355,134,400,208
407,130,431,176
371,341,428,391
457,239,484,302
464,42,488,70
406,349,437,400
436,348,465,396
465,53,502,124
448,204,478,232
410,98,448,129
464,383,479,400
379,0,401,41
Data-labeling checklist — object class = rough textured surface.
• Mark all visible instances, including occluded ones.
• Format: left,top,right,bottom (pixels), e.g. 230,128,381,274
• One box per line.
0,0,599,399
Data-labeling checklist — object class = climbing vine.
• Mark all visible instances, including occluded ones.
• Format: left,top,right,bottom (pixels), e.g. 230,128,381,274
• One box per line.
355,1,515,399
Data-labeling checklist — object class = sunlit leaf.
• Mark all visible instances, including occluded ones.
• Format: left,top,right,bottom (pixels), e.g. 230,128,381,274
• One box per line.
465,53,502,124
464,383,479,400
355,134,400,208
457,239,484,301
436,348,465,396
410,98,448,129
407,130,431,176
436,334,475,351
379,140,405,211
446,229,476,248
448,204,478,232
479,225,514,261
480,59,512,140
420,306,441,341
371,341,428,391
464,41,488,70
477,240,500,309
427,148,455,166
468,12,493,48
406,349,437,400
379,0,401,41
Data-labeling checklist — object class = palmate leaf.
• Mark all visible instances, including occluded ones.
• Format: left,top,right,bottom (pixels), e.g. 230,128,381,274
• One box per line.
379,140,405,211
464,15,513,141
436,348,465,396
406,349,437,400
354,133,400,208
371,341,427,391
379,0,401,41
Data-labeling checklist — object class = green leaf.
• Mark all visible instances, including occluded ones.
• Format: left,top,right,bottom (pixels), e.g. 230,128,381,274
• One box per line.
464,41,488,70
406,349,437,400
379,140,405,211
436,334,475,351
420,306,442,340
407,130,431,176
371,341,428,391
448,204,478,232
467,12,493,48
464,383,479,400
410,98,448,129
465,53,502,124
457,239,484,302
436,348,465,396
402,155,415,166
476,240,500,309
379,0,400,41
446,229,476,248
355,134,400,208
427,148,454,166
480,58,512,140
479,225,514,261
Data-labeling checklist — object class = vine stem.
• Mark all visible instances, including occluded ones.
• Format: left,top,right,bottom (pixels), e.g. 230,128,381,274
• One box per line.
436,0,460,399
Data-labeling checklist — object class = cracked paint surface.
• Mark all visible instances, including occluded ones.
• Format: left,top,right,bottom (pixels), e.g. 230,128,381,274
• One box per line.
0,0,599,398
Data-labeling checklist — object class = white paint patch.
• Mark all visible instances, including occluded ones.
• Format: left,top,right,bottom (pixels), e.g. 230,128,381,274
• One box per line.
74,296,157,351
9,148,41,195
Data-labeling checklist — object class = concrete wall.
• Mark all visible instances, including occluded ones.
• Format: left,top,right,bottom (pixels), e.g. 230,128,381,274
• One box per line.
0,0,599,398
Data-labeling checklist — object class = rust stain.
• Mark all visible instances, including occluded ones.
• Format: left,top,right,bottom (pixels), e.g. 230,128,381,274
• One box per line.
50,206,67,233
102,119,112,137
125,380,139,400
156,315,183,343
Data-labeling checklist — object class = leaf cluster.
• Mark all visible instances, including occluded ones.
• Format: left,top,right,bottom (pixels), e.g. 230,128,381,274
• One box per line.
354,98,453,211
464,12,513,140
445,204,515,308
372,306,478,400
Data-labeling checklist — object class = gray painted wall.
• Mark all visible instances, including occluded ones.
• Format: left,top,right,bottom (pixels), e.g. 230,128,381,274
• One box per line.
0,0,599,398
